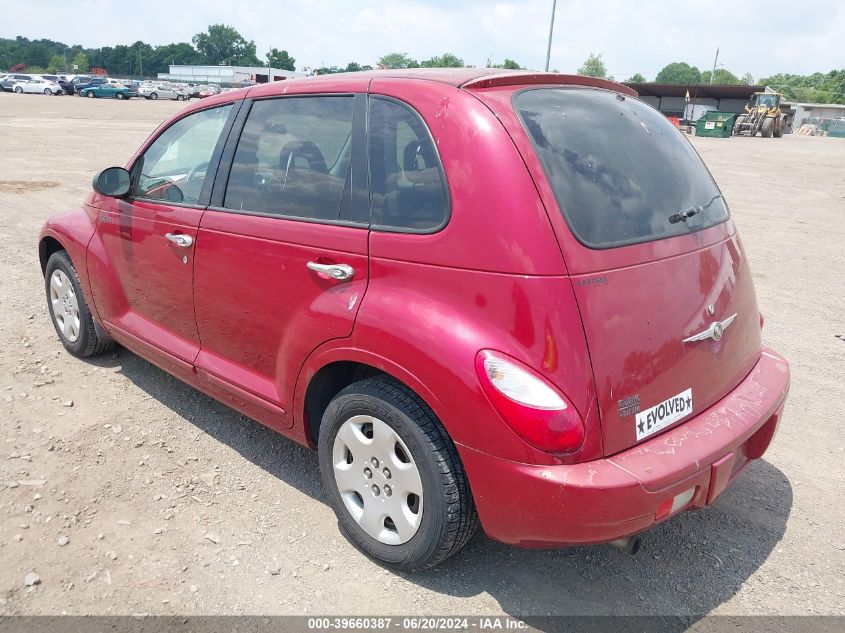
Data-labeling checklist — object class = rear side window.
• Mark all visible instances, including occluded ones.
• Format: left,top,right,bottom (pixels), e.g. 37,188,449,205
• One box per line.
515,88,729,249
368,97,449,231
223,96,355,222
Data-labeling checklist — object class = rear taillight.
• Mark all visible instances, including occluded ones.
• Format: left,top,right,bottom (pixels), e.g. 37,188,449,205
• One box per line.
475,350,585,454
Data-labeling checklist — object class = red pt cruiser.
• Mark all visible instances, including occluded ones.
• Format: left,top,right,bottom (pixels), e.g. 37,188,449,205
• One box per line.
39,70,790,570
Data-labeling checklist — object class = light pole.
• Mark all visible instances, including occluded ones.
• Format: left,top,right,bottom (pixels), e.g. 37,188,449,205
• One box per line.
709,48,719,85
544,0,557,72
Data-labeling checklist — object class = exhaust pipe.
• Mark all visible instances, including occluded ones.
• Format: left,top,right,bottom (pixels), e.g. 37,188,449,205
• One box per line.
610,535,643,555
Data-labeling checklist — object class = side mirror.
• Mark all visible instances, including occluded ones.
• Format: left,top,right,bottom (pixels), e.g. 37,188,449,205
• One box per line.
92,167,131,198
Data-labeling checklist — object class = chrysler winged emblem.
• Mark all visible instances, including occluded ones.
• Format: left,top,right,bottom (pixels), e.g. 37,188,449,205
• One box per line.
683,314,738,343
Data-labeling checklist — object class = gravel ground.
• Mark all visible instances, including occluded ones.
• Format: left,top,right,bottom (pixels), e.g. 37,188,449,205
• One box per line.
0,94,843,621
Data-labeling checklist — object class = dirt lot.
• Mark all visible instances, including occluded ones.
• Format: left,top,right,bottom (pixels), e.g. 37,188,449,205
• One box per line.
0,93,843,621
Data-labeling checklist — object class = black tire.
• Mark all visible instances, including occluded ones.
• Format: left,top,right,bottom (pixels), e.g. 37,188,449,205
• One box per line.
318,376,478,571
86,91,95,98
774,119,784,138
44,88,52,95
150,92,158,100
45,251,114,358
116,92,125,100
14,86,22,94
761,117,774,138
732,115,746,136
176,94,184,101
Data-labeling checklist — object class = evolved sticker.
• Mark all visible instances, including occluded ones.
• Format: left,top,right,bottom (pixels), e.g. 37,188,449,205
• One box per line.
635,388,693,441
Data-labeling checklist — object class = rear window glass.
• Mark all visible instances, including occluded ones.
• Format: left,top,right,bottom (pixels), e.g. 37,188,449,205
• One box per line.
515,88,729,249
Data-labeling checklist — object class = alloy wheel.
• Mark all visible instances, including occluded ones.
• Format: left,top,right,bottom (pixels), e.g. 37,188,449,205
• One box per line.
332,415,423,545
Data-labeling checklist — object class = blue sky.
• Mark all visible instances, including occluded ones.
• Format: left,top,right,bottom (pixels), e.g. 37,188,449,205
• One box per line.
1,0,843,79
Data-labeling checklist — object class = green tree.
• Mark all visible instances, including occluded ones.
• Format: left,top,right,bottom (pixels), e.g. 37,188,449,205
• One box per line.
267,48,295,71
626,72,646,83
150,42,204,74
577,53,608,78
741,72,755,85
488,58,522,69
655,62,702,84
420,52,464,68
72,51,89,73
377,52,419,69
343,62,373,72
700,68,741,84
47,54,65,73
192,24,261,66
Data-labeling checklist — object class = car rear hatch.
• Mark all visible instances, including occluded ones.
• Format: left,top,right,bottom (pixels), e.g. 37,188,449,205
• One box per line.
484,83,763,456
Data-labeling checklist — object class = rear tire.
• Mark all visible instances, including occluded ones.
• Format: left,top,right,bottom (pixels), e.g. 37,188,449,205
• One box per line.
44,88,52,95
150,92,158,100
86,91,95,98
45,251,114,358
761,117,774,138
116,92,125,100
318,376,478,571
14,86,22,94
177,94,184,101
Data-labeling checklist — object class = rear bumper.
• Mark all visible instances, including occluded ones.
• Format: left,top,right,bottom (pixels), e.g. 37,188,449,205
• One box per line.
460,347,790,547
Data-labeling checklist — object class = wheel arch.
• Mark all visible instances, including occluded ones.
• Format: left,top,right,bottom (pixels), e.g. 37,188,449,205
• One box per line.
294,347,445,450
39,234,66,274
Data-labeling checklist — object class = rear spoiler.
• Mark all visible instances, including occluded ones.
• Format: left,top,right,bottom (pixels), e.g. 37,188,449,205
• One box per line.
461,72,638,97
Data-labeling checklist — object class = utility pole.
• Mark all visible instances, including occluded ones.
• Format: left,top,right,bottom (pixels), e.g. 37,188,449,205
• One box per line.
544,0,557,72
139,50,143,78
709,48,719,85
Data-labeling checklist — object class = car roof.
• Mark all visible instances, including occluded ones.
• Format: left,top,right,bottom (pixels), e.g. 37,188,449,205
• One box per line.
175,69,637,118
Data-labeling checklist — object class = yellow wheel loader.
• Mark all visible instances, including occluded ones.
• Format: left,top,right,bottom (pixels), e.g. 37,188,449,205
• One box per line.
733,92,786,138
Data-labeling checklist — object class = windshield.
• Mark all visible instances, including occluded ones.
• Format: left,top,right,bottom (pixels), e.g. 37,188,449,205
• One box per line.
514,88,730,249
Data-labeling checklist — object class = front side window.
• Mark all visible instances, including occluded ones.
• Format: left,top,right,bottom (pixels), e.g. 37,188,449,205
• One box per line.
368,98,448,231
223,96,355,222
515,88,729,249
132,104,232,205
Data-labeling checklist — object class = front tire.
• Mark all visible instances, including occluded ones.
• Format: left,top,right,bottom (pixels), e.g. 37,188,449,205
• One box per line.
177,94,185,101
318,376,478,571
761,117,774,138
116,92,125,100
44,88,52,95
45,251,113,358
150,92,158,100
86,91,95,98
14,86,22,94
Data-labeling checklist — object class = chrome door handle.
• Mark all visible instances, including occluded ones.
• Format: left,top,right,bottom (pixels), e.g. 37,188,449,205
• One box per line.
165,233,193,248
307,261,354,281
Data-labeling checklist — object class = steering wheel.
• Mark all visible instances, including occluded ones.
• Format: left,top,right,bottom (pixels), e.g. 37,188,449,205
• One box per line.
186,161,210,184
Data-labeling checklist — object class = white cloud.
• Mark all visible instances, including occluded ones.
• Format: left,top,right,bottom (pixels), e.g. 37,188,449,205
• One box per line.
1,0,843,78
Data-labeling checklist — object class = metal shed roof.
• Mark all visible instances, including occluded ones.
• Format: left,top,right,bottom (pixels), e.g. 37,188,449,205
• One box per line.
624,83,765,100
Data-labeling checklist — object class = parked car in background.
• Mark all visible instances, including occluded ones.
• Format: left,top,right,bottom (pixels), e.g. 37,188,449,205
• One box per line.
1,73,35,91
197,85,216,98
78,83,137,99
12,78,64,95
138,83,187,101
37,69,790,571
73,76,107,93
63,75,93,95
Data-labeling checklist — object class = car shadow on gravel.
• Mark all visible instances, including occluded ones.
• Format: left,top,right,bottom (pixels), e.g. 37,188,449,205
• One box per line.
112,350,792,631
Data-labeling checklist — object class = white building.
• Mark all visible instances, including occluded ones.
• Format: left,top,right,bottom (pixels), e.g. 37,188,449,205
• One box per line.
157,64,303,86
788,102,845,128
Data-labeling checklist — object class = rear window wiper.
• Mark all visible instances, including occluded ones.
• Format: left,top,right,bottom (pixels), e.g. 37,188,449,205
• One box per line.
669,194,723,224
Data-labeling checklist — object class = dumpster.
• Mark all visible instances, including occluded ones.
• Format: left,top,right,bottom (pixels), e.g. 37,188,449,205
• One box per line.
695,111,737,138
